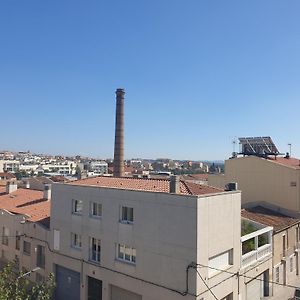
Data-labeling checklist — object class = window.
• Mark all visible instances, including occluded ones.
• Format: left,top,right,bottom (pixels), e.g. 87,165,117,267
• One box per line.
23,241,31,255
2,227,9,246
72,199,83,214
54,229,60,251
208,249,233,277
275,266,280,283
90,237,101,263
90,202,102,218
71,233,82,249
290,257,293,272
121,206,134,223
117,244,136,264
16,231,21,250
36,245,45,269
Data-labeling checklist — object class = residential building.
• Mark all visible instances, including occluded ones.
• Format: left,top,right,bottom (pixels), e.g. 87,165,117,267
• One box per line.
50,176,241,300
242,206,300,295
0,160,20,173
208,155,300,216
0,182,51,282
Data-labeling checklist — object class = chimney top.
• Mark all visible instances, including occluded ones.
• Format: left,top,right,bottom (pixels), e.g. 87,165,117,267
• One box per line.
43,184,51,200
116,88,125,94
169,175,180,194
113,88,125,177
6,181,18,194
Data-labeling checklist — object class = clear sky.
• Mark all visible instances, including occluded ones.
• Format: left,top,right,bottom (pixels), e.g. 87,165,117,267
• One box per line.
1,1,300,160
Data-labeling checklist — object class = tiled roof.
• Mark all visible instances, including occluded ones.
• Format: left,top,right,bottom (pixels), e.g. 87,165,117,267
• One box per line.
0,187,50,227
69,176,223,196
181,174,209,181
241,206,300,232
0,172,16,179
266,156,300,169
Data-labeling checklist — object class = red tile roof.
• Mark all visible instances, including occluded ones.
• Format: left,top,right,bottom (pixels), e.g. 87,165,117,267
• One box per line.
241,206,300,232
69,176,223,196
267,156,300,169
0,187,50,227
181,174,209,181
0,172,16,179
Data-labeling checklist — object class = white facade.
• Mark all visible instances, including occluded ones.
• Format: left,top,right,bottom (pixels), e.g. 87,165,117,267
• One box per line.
50,183,241,300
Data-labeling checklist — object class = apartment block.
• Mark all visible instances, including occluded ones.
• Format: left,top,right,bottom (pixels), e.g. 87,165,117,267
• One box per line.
50,176,241,300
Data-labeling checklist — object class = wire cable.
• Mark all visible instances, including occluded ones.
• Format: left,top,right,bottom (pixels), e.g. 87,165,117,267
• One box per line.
196,262,300,290
195,268,219,300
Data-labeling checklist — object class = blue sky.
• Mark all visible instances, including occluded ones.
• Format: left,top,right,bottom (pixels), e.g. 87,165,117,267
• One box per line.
1,1,300,160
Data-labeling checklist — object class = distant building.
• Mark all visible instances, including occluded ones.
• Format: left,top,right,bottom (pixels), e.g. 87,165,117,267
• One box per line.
0,160,20,173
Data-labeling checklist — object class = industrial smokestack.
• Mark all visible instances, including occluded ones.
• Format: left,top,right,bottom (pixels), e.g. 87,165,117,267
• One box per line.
113,88,125,177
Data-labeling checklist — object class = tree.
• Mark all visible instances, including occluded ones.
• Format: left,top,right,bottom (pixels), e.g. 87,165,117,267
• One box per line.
0,263,55,300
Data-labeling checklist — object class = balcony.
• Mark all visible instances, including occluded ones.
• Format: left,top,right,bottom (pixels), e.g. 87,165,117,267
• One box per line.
241,218,273,268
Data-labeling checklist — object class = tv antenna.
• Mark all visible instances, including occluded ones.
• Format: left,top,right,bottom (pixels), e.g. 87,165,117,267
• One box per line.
288,143,292,157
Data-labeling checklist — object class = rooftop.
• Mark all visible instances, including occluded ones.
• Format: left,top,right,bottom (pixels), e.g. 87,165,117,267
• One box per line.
68,176,223,196
241,206,300,232
0,187,50,227
266,156,300,169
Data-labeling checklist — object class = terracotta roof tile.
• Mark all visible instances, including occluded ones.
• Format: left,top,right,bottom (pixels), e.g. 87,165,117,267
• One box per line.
0,187,50,227
241,206,300,232
69,176,223,196
267,156,300,169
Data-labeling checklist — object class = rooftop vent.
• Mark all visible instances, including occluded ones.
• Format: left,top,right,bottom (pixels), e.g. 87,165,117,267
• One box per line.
170,175,180,194
225,182,238,192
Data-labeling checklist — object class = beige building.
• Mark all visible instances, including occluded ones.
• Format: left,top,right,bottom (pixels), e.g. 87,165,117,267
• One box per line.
208,155,300,216
0,181,51,283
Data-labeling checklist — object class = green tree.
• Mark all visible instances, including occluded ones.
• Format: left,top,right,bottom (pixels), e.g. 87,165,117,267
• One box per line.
0,263,55,300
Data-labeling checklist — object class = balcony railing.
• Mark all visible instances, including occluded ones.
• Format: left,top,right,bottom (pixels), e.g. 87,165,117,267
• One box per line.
242,244,272,268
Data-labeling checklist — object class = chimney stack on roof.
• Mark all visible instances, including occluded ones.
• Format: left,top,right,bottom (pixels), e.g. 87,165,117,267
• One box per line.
6,181,17,194
43,184,51,200
170,175,180,194
25,180,30,189
113,88,125,177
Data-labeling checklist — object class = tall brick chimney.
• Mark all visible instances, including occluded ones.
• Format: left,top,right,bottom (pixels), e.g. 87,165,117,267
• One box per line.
113,88,125,177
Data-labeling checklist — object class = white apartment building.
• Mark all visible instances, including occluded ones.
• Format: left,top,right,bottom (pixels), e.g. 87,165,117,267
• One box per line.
50,176,241,300
0,160,20,173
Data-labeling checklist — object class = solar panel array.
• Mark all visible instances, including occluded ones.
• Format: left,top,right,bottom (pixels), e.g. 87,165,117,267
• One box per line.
238,136,280,156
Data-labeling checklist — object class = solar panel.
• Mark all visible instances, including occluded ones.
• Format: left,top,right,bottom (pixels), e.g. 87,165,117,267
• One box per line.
238,136,280,157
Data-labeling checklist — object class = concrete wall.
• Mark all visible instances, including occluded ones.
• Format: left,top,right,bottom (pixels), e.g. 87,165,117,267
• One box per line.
196,192,241,300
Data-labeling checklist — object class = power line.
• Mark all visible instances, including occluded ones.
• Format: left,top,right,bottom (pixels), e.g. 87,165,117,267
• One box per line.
195,269,219,300
196,262,300,290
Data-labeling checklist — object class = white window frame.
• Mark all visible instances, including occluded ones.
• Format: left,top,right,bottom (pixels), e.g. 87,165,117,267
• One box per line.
89,237,101,263
90,202,102,218
120,206,134,224
290,256,293,272
71,233,82,249
117,244,136,264
72,199,83,215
